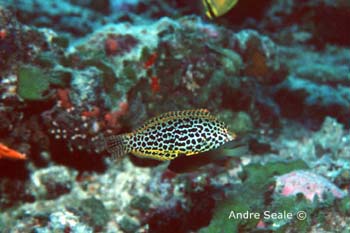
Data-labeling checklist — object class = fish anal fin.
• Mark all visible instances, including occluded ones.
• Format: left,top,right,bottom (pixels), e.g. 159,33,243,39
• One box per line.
131,149,179,161
185,151,200,156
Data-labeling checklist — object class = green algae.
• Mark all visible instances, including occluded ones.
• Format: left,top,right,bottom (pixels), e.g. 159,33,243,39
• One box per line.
239,160,309,190
17,66,51,101
269,195,314,232
17,65,73,101
337,196,350,216
199,197,244,233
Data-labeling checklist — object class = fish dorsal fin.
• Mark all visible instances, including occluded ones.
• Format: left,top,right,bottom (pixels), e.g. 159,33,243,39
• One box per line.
134,109,215,133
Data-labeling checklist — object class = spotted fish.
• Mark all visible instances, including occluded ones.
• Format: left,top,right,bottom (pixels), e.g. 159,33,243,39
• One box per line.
105,109,236,161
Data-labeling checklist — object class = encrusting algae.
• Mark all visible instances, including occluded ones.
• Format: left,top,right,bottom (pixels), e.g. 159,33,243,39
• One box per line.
105,109,236,161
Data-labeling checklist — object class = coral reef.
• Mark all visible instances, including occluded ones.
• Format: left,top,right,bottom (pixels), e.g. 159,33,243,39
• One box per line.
0,0,349,232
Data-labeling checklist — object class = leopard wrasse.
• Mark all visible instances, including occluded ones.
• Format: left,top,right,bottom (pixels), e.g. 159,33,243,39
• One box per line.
105,109,236,161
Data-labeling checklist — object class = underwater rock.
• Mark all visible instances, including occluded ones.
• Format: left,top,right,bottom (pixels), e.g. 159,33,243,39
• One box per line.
274,75,350,126
146,170,228,232
313,117,346,154
118,19,284,130
31,166,77,200
104,34,139,56
70,17,174,108
78,197,110,231
48,16,286,141
2,8,56,64
234,30,287,85
130,194,152,211
71,0,111,14
42,105,107,154
275,45,350,126
275,170,346,202
0,178,35,210
69,67,106,107
0,7,51,71
274,117,350,186
266,0,350,47
2,0,187,37
1,0,105,36
0,74,20,106
217,110,253,134
0,7,22,70
40,210,93,233
147,201,188,233
117,215,140,233
280,46,350,85
147,188,216,233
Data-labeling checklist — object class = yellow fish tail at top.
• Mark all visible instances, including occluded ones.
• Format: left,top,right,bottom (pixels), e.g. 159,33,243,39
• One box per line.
202,0,238,19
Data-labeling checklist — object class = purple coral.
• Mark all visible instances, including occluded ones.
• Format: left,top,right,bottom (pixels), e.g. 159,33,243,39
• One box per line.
275,170,346,202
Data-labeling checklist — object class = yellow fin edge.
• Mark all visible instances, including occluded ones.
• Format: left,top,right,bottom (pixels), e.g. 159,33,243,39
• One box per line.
134,109,215,133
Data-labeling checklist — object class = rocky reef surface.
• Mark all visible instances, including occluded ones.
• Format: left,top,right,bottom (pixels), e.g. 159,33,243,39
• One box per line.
0,0,349,232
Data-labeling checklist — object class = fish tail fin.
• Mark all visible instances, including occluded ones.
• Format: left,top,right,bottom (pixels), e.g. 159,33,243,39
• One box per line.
104,134,130,161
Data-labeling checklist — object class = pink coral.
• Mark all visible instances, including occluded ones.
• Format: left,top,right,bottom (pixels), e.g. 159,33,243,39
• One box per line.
104,36,119,56
104,101,129,129
275,170,346,202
